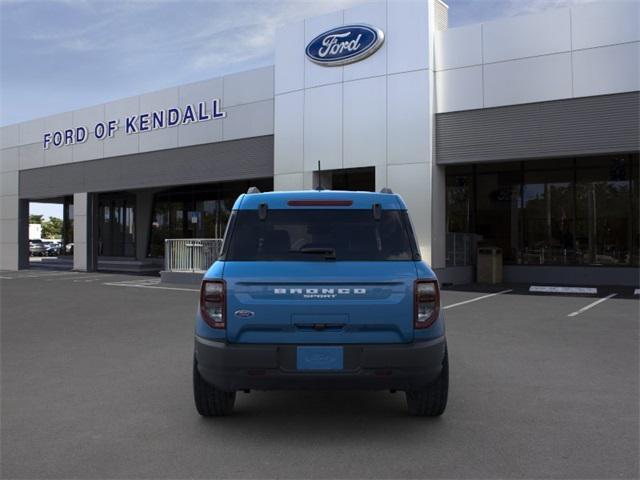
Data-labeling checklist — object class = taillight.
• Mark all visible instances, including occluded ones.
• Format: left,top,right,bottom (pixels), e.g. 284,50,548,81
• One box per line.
200,280,226,329
414,280,440,329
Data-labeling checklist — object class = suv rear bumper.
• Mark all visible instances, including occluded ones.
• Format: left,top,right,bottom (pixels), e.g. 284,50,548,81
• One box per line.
194,336,446,391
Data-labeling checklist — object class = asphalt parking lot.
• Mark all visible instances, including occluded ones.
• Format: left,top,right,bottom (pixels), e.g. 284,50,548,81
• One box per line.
1,269,638,479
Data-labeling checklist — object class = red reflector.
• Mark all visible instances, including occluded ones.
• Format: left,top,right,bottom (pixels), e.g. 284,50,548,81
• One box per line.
287,200,353,206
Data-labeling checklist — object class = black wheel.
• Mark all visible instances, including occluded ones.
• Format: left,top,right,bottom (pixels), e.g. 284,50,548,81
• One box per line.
405,347,449,417
193,357,236,417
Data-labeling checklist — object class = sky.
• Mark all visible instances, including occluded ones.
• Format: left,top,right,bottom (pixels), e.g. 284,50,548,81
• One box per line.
2,0,598,220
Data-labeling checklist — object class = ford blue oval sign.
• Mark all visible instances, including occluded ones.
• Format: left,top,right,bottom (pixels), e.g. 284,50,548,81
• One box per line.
305,24,384,66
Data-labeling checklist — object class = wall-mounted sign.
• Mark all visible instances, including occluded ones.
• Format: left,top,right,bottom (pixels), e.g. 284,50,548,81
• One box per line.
42,98,226,150
305,24,384,66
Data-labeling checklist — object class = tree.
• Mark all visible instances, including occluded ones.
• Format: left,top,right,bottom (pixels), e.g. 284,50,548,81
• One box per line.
29,214,44,224
41,217,63,239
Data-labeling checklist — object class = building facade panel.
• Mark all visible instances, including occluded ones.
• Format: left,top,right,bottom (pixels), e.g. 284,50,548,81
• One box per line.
386,0,431,74
343,75,387,169
387,69,431,165
0,124,20,150
274,21,305,95
0,147,19,173
20,118,45,146
435,66,483,112
303,83,343,171
223,99,274,141
483,52,572,108
72,133,104,162
571,1,640,50
274,91,304,175
481,8,571,64
18,144,44,170
572,42,640,98
19,136,274,199
223,66,274,107
435,23,482,71
435,92,640,164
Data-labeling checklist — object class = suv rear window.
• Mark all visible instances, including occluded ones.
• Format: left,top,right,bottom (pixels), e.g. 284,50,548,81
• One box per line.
224,209,418,261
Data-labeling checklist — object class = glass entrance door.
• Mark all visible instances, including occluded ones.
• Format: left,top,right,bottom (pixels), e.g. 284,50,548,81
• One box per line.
98,193,136,257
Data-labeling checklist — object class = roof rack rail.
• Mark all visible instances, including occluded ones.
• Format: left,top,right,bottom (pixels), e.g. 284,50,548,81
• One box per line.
380,187,393,194
247,186,261,194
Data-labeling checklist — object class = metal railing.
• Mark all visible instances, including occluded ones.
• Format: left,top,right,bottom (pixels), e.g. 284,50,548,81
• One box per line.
446,232,476,267
164,238,223,272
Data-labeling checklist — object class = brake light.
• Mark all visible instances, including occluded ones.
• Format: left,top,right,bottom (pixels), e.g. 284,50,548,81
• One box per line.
414,280,440,329
200,280,226,329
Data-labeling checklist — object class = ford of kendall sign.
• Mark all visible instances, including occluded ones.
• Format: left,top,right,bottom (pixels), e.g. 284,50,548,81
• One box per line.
305,24,384,66
42,98,225,150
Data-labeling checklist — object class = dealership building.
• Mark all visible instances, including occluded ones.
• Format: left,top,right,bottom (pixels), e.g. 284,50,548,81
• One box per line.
0,0,638,285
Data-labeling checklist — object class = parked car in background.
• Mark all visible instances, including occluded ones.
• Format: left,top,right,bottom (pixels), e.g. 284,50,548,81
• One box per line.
44,241,62,256
29,239,47,257
65,243,74,254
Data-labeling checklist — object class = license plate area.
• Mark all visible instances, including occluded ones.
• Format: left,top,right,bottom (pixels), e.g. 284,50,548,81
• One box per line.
296,346,344,371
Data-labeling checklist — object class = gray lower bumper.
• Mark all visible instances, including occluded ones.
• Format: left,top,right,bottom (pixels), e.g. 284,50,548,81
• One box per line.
194,336,446,391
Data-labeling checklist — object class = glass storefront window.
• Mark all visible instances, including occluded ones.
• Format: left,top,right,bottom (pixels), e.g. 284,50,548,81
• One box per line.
522,168,574,265
147,178,273,257
445,154,639,267
445,166,473,233
475,166,522,263
98,193,136,257
576,156,633,265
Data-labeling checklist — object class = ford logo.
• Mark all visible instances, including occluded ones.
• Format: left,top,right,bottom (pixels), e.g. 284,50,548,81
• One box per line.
234,310,255,318
305,24,384,66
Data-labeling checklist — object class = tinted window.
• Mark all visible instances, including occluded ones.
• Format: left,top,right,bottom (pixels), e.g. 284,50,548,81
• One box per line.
225,209,416,261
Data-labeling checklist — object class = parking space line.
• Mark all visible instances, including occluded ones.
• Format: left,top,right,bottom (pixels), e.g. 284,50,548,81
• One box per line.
103,282,199,292
567,293,617,317
72,276,115,283
0,275,12,279
530,285,597,294
443,289,512,310
22,271,78,278
44,274,117,282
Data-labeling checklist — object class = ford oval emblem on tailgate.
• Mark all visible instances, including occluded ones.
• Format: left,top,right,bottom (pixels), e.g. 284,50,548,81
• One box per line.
234,310,255,318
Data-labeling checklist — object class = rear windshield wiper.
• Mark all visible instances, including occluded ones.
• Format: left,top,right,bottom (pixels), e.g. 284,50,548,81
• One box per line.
293,247,337,260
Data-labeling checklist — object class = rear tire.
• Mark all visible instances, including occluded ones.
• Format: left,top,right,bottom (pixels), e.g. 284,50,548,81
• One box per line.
193,357,236,417
405,347,449,417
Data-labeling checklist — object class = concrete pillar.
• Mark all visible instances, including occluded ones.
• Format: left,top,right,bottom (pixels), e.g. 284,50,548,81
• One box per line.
430,164,447,269
0,154,20,270
73,192,97,272
17,199,29,269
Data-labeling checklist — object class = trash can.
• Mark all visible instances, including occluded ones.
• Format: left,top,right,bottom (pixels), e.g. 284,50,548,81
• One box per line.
476,247,503,284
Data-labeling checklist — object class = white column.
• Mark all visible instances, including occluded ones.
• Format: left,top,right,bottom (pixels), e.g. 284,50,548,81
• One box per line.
0,149,20,270
73,192,91,271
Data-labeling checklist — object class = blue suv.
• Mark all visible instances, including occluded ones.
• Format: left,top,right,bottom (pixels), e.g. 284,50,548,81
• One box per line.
193,189,448,416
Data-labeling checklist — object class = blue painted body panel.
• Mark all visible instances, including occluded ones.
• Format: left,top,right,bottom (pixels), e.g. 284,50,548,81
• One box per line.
197,190,443,345
221,261,417,344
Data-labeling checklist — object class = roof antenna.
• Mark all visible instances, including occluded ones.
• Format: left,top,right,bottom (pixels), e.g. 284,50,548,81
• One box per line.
317,160,323,191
